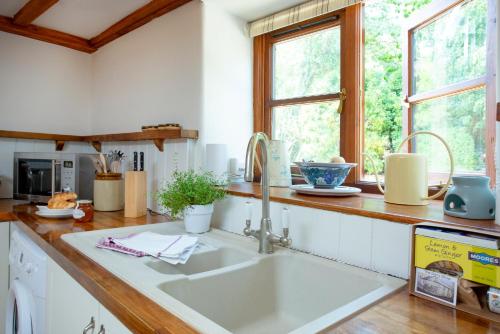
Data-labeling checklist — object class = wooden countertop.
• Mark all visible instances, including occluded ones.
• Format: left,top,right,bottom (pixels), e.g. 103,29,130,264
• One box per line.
227,183,500,234
4,201,197,334
1,199,499,333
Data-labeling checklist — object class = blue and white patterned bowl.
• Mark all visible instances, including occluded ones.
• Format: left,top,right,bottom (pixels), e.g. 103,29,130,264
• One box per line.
295,162,357,189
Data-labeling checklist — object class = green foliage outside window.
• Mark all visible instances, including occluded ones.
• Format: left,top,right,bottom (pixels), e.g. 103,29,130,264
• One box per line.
272,0,488,179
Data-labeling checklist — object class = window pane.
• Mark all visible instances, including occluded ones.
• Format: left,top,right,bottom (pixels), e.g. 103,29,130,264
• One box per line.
412,88,486,182
272,101,340,162
273,26,340,100
412,0,487,94
363,0,432,181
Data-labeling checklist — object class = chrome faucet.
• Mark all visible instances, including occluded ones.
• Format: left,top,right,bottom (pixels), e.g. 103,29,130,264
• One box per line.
243,132,291,254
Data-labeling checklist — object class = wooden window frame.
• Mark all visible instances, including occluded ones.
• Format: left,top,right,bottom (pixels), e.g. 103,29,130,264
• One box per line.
253,5,362,184
253,0,496,192
401,0,497,185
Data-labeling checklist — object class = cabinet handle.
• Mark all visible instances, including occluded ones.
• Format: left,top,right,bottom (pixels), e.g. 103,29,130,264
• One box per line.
97,325,105,334
83,317,95,334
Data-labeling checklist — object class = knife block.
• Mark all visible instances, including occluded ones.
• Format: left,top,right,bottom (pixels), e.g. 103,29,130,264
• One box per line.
124,171,147,218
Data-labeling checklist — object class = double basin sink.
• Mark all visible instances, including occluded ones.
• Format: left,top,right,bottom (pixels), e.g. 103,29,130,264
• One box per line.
62,222,405,334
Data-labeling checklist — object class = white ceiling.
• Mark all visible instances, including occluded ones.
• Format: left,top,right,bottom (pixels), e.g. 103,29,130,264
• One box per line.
0,0,308,40
33,0,149,39
0,0,29,17
0,0,149,39
208,0,306,21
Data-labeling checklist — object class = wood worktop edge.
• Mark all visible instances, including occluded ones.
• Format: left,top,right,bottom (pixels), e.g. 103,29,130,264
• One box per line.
6,208,197,334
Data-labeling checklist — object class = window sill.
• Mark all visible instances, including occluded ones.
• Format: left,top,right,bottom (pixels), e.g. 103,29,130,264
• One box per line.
226,182,499,234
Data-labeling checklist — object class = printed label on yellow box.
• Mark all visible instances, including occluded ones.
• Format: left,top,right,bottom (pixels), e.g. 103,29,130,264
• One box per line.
415,235,500,288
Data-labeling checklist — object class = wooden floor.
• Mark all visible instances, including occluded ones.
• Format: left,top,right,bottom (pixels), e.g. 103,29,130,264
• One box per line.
332,290,500,334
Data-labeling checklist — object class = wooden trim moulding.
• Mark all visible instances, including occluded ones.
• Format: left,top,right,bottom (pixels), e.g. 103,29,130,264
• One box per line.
269,93,341,107
0,15,96,53
0,130,83,142
83,129,198,142
0,129,199,152
89,0,191,48
406,76,487,104
0,0,192,53
13,0,59,26
405,0,463,31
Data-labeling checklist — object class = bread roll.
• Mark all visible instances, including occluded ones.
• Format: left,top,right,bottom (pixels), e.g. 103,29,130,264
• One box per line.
53,192,77,202
48,192,77,209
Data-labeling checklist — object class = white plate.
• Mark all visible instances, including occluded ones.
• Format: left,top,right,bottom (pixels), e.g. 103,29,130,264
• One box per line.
290,184,361,197
35,211,74,219
36,206,74,214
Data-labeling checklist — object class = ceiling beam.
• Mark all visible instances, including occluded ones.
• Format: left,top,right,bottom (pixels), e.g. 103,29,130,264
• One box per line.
90,0,191,48
0,15,96,53
13,0,59,26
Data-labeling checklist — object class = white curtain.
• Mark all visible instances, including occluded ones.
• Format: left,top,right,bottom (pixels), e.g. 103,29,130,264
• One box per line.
248,0,363,37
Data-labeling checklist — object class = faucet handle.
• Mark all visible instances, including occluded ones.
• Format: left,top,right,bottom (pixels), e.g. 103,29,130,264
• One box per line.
245,201,252,222
281,207,289,229
280,208,291,246
244,202,252,236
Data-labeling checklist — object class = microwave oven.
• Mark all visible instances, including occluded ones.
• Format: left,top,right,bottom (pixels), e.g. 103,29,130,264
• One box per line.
13,152,98,203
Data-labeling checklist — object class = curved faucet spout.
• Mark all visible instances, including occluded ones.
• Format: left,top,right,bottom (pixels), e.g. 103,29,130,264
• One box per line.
243,132,290,254
244,132,270,220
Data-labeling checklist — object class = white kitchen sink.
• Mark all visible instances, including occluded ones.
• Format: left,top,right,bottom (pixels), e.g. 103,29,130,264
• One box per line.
62,222,405,334
146,247,253,275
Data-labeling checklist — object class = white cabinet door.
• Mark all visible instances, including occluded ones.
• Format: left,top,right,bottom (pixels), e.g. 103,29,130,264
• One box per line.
99,305,132,334
46,258,99,334
46,258,132,334
0,222,9,334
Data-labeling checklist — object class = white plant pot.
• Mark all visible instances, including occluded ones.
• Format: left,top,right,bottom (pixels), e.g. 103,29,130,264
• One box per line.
183,204,214,233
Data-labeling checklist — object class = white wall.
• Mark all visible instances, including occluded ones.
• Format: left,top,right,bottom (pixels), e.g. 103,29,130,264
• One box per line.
201,0,253,163
0,31,92,134
0,0,253,204
91,1,204,134
0,31,94,197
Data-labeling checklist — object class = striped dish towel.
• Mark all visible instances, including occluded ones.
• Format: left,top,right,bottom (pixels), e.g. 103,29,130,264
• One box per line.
96,235,147,257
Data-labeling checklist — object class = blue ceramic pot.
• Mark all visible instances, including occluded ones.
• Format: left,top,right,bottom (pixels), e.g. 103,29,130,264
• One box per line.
295,162,356,189
444,176,495,220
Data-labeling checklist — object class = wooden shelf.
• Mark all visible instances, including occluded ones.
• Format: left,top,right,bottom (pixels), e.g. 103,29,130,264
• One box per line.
83,129,198,152
0,129,198,152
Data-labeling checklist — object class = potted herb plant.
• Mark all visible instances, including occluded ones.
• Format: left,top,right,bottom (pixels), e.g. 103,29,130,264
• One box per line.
157,170,226,233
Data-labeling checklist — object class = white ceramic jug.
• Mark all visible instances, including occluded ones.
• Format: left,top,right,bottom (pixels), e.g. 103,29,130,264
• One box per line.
365,131,454,206
268,140,292,187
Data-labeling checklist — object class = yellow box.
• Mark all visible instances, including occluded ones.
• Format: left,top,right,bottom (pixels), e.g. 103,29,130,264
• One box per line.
415,235,500,288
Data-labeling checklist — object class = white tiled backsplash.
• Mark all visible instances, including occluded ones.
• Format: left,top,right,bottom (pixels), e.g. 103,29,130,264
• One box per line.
213,195,411,279
0,138,196,211
100,139,196,211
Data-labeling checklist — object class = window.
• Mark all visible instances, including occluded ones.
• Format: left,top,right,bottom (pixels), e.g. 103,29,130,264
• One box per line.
363,0,433,182
254,0,496,189
254,8,361,183
271,24,342,163
403,0,494,185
